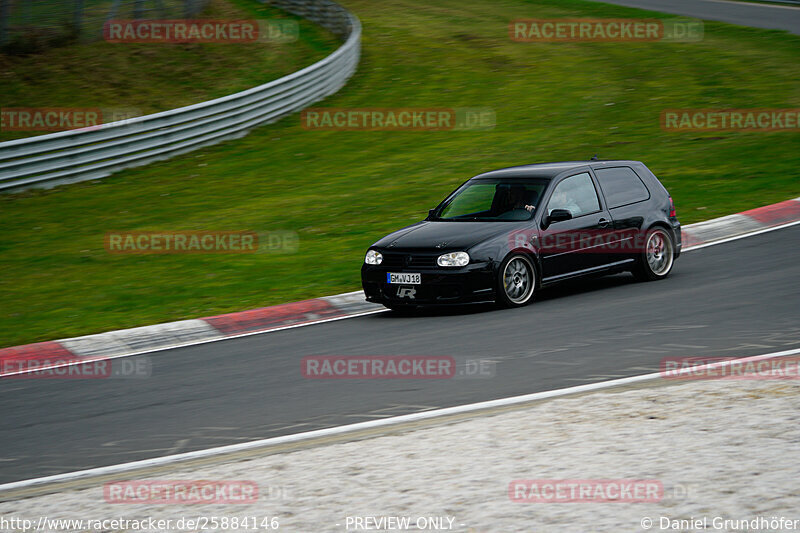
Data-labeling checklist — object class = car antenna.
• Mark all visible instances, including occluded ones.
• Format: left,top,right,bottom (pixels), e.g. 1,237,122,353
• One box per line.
590,154,599,160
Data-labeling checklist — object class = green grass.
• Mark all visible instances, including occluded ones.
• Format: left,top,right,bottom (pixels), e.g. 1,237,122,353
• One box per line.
0,0,338,141
0,0,798,347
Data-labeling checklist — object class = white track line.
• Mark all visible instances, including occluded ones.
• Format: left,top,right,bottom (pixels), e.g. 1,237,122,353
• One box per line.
2,218,799,379
682,219,800,251
2,346,798,493
702,0,800,11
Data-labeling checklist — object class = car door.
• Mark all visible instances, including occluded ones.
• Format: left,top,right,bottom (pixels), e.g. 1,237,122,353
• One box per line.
539,171,615,280
592,165,652,262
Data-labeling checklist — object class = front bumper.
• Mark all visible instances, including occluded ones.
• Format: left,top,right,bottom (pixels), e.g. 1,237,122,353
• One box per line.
361,262,496,306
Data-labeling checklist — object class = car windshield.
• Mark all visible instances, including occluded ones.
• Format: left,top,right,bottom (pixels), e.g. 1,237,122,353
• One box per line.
434,179,548,221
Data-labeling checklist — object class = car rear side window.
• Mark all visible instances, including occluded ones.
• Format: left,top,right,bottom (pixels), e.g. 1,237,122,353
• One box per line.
594,167,650,209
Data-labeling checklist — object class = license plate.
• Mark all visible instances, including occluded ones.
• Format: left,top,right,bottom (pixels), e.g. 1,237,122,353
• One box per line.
387,272,421,285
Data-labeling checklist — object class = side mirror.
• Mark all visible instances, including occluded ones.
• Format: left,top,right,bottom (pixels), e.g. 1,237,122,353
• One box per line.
546,209,572,225
427,208,437,220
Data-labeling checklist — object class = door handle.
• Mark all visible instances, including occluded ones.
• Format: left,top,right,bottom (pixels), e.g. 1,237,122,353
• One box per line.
598,218,610,228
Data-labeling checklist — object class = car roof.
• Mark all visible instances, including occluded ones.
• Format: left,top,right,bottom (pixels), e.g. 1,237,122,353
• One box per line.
470,160,645,180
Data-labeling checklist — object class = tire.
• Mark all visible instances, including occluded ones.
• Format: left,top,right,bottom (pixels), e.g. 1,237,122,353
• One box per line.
497,253,537,308
632,226,675,281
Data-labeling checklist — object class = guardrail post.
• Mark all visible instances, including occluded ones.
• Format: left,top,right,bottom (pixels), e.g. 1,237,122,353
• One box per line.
0,0,9,47
133,0,144,19
183,0,202,18
73,0,84,40
103,0,121,38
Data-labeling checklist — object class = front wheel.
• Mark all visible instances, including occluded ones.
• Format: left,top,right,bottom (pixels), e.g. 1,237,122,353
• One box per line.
497,254,536,307
632,227,675,281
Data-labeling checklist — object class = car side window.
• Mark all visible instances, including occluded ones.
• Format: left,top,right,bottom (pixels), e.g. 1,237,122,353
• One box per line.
547,172,600,218
594,167,650,209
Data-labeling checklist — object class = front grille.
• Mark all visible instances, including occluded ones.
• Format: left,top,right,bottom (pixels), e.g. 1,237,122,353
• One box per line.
407,254,438,268
380,253,405,268
381,253,439,269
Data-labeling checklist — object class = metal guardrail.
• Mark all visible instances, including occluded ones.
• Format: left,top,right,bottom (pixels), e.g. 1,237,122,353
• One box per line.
0,0,360,192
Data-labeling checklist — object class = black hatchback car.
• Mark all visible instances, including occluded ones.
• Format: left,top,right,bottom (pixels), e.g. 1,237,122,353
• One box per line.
361,160,681,309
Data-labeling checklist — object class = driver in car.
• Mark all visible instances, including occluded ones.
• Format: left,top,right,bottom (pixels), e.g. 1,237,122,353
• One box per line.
504,185,536,213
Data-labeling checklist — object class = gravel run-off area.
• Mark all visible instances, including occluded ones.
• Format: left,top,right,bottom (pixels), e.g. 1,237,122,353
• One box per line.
1,379,799,533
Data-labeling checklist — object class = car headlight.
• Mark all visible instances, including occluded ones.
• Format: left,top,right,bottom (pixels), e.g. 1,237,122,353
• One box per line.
437,251,469,267
364,250,383,265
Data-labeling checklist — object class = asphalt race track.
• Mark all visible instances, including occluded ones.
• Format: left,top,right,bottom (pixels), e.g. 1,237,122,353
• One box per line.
586,0,800,35
1,224,799,484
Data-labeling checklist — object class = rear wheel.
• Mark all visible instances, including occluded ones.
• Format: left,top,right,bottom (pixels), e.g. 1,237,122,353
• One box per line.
497,254,536,307
632,227,675,281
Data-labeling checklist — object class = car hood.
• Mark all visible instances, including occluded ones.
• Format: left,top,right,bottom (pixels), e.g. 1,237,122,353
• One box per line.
372,221,516,251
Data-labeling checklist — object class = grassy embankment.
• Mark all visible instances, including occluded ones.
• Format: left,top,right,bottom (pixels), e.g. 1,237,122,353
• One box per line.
0,0,798,346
